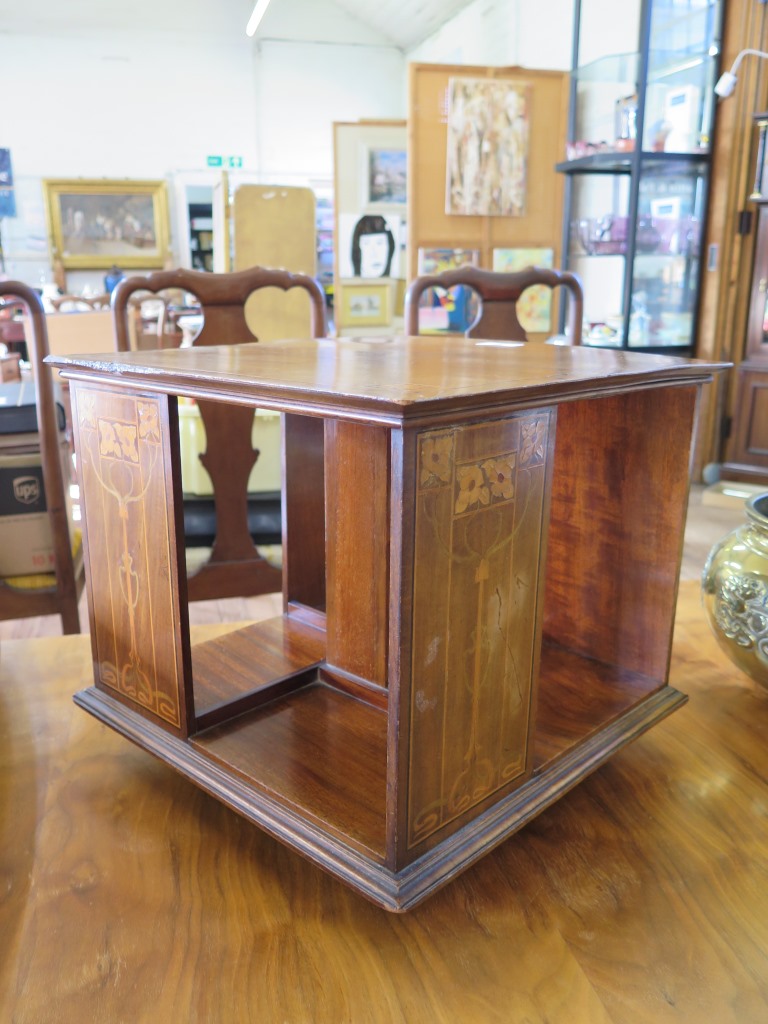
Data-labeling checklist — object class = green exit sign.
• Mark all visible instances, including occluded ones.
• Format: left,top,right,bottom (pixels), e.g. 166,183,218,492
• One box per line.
206,155,243,168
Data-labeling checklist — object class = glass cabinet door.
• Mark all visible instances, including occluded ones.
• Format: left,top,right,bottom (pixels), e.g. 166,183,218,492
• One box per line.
629,158,706,348
558,0,723,352
644,0,721,155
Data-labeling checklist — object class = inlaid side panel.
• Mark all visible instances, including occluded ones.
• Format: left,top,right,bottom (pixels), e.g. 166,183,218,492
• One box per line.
407,412,552,849
72,385,191,735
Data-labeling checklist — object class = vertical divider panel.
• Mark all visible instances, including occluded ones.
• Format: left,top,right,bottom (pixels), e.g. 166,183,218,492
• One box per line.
325,419,390,687
71,383,193,737
283,413,326,615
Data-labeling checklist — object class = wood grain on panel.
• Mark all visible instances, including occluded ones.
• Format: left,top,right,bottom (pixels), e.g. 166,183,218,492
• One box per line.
191,615,325,726
407,412,552,850
3,587,768,1021
325,420,390,686
192,684,387,860
283,413,326,612
544,387,697,680
72,386,191,734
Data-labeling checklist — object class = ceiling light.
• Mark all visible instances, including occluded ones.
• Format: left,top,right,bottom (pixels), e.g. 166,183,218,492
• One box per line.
246,0,272,37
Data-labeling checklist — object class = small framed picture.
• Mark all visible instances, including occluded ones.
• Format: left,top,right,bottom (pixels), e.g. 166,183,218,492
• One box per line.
338,279,393,328
365,148,407,205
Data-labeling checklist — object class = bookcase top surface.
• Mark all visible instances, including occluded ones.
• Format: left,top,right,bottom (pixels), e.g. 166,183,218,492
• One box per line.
49,335,726,423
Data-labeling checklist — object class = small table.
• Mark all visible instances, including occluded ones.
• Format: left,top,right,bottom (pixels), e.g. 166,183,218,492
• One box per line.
50,336,723,910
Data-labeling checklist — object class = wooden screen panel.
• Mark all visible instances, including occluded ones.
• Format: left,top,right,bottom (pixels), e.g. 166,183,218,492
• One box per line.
324,420,390,687
72,385,191,736
408,63,568,342
406,411,553,851
233,185,316,343
543,386,698,681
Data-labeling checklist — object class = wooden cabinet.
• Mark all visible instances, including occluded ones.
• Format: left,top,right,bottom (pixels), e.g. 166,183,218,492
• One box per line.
52,338,722,911
722,201,768,480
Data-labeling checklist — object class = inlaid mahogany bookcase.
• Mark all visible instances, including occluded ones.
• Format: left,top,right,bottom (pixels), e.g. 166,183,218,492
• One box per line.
50,337,723,911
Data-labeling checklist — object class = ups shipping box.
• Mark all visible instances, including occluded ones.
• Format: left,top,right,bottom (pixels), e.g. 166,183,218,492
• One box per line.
0,379,71,577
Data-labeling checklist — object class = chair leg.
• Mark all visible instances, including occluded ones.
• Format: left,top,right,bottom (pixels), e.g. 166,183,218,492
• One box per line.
60,598,81,635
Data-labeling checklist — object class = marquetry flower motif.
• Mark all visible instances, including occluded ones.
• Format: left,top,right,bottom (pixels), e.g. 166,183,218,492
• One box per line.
138,401,160,443
420,434,453,487
520,420,546,466
482,455,516,501
98,419,139,463
455,465,490,514
80,391,97,429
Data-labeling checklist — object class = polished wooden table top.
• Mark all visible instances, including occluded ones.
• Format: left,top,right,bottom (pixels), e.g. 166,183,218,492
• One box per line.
1,582,766,1023
50,336,723,422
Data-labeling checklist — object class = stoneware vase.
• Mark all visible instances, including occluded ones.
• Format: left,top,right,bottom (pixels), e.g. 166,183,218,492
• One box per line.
702,492,768,689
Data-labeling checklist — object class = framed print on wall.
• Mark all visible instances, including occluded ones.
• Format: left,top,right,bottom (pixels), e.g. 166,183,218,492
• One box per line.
366,147,407,205
43,179,170,269
337,279,393,328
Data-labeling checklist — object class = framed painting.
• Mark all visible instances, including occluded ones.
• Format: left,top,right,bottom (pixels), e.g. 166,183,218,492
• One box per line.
445,77,530,217
43,179,170,269
337,279,393,328
366,148,407,205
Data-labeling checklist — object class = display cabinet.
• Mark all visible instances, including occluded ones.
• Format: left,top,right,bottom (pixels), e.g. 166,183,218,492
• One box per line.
557,0,723,351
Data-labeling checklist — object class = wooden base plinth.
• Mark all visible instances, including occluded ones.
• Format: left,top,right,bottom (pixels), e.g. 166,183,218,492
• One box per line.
74,682,686,911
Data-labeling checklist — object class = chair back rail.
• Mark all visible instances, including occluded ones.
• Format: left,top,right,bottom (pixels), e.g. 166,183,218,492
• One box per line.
404,264,584,344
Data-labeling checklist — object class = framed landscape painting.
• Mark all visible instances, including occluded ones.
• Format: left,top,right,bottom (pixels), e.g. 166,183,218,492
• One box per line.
43,179,170,269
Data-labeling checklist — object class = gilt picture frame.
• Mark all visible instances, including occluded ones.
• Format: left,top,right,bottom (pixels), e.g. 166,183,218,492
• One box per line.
43,179,170,270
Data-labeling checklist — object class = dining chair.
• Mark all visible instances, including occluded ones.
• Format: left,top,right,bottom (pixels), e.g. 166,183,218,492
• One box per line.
112,266,327,602
404,264,584,344
0,281,84,634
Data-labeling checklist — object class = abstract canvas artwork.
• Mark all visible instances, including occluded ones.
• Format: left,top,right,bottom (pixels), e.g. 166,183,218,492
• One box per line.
445,78,529,217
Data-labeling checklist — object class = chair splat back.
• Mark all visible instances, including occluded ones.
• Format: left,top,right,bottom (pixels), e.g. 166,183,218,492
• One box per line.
112,266,327,351
111,266,327,603
404,264,584,344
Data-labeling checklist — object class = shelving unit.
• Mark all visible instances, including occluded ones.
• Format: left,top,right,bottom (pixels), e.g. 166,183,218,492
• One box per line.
558,0,724,352
53,337,722,910
188,202,214,272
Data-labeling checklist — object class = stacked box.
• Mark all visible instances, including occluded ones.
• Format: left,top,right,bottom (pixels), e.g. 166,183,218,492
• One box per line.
0,378,73,577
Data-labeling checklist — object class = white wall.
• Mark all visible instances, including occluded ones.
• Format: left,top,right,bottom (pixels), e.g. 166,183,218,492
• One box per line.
0,0,405,288
407,0,574,71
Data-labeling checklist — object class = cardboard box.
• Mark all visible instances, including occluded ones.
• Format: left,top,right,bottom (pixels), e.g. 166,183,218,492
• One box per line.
0,444,74,576
0,377,73,577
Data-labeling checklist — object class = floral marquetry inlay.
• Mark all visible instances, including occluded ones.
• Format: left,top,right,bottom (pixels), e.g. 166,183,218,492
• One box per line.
75,387,182,731
409,411,552,848
419,434,453,487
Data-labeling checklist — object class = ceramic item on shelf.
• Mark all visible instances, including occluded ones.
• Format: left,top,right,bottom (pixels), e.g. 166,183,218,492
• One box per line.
702,492,768,689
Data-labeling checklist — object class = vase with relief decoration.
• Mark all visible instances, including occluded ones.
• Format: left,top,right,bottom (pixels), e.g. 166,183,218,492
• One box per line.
702,493,768,689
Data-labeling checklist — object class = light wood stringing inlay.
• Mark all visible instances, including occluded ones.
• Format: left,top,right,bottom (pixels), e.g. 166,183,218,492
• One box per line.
76,387,183,728
407,411,551,847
